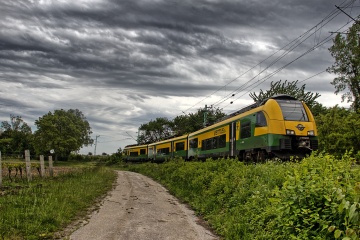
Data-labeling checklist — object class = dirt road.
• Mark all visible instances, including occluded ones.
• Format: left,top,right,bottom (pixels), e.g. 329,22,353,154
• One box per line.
70,171,219,240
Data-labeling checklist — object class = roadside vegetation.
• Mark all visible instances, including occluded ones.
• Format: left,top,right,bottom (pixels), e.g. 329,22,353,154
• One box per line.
126,153,360,240
0,165,116,240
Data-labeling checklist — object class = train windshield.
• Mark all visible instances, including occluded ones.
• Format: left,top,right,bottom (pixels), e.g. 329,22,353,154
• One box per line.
276,99,308,121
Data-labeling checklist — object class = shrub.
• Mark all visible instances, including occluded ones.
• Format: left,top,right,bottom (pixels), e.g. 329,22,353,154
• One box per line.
271,152,360,239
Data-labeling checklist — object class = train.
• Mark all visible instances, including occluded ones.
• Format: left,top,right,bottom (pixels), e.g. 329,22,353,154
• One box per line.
123,95,318,162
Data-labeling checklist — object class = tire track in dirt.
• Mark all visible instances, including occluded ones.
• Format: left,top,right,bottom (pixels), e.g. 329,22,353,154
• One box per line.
70,171,218,240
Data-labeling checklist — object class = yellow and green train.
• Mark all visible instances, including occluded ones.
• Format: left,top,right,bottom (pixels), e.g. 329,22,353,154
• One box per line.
123,95,318,162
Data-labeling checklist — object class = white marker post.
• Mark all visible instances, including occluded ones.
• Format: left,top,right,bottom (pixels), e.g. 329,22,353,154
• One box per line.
40,155,45,177
25,150,32,181
48,156,54,177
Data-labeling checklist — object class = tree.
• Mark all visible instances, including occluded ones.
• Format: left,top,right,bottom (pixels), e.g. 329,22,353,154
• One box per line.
0,115,33,155
172,106,225,136
137,107,225,144
315,106,360,157
138,117,173,144
327,22,360,111
249,80,321,109
33,109,93,160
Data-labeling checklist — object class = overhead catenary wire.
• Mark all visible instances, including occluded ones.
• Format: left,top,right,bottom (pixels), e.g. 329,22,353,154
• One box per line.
220,19,356,110
181,0,356,114
212,2,355,109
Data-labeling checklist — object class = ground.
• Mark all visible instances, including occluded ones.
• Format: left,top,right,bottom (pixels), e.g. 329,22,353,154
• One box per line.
65,171,219,240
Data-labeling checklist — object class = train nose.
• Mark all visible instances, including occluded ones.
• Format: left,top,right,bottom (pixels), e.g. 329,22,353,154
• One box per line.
298,137,310,148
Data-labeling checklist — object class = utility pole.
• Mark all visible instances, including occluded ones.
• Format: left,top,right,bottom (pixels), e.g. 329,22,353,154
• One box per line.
203,105,212,127
335,5,359,24
334,5,360,47
94,135,100,155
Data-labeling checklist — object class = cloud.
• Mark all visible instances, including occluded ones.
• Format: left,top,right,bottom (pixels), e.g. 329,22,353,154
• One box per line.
0,0,357,154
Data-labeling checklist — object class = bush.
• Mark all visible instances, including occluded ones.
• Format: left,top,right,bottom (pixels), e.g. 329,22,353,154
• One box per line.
270,152,360,239
127,158,290,239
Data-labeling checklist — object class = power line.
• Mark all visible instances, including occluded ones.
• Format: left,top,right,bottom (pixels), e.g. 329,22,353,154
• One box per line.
213,2,357,109
182,0,356,114
220,19,354,109
298,70,328,84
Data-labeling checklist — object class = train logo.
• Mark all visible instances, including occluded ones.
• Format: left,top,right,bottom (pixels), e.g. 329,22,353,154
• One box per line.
296,124,305,131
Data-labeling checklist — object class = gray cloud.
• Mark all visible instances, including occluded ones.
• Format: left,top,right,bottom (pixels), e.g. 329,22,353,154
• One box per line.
0,0,358,154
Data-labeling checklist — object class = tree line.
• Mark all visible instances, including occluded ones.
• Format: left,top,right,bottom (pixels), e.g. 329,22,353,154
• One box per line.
0,109,93,161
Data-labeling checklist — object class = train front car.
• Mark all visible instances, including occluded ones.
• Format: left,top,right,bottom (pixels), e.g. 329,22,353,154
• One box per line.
260,95,318,159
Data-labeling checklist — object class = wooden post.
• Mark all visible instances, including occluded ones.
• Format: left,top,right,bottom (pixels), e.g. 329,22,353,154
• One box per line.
39,155,45,177
0,151,2,187
48,156,54,177
25,150,32,181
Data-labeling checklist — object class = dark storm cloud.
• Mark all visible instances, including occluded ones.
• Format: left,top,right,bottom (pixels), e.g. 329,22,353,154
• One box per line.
1,0,358,153
1,0,348,93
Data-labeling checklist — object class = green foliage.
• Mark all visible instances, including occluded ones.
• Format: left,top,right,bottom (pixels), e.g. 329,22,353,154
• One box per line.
1,162,41,181
315,106,360,157
0,167,116,239
0,115,34,155
68,151,123,165
126,154,360,239
172,107,225,136
127,158,290,239
249,80,321,109
137,107,225,144
328,22,360,111
138,117,174,144
33,109,93,160
271,153,360,240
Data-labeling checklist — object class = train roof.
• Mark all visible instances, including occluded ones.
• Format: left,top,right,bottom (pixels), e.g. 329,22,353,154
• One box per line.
148,134,188,146
189,95,299,137
217,94,297,122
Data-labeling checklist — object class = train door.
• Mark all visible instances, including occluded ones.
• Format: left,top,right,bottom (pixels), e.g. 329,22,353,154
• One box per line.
153,145,157,161
148,146,154,161
229,121,236,156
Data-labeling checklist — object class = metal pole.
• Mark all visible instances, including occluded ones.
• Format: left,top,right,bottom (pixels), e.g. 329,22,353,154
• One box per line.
94,135,100,155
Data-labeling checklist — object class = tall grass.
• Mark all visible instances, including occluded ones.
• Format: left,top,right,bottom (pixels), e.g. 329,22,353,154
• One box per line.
0,167,117,240
126,155,360,239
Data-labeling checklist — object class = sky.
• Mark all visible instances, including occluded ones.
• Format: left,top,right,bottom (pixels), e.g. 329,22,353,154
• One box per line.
0,0,359,155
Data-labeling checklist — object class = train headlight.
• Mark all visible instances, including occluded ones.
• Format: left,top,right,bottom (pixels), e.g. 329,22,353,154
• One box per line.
286,129,295,135
307,130,315,136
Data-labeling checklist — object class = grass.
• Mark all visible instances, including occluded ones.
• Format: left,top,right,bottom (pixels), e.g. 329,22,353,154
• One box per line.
125,155,360,239
0,166,117,240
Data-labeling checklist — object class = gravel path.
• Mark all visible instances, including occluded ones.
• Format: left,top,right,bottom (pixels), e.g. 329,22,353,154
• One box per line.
69,171,219,240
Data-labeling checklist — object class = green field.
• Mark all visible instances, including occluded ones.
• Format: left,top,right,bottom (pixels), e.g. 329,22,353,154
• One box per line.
0,163,116,240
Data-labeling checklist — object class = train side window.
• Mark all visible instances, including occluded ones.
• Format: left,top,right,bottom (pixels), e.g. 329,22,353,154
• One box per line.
240,121,251,139
206,139,212,150
212,137,218,149
176,141,185,151
256,111,267,127
201,140,206,150
190,138,198,148
157,147,170,155
130,151,138,156
218,134,226,148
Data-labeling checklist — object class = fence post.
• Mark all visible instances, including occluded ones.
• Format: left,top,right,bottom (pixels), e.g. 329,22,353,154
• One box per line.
48,156,54,177
25,150,32,181
0,151,2,187
39,155,45,177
